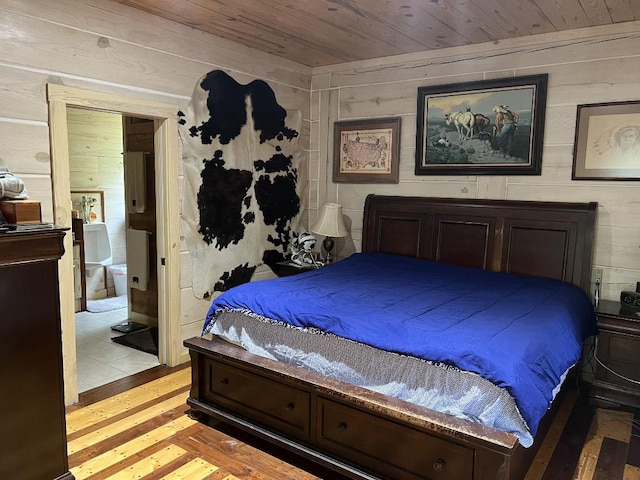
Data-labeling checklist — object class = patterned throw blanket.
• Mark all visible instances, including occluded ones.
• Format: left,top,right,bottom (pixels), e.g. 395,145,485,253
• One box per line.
208,309,536,446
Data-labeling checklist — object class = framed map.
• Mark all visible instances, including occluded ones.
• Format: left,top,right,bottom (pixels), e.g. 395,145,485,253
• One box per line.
333,117,400,183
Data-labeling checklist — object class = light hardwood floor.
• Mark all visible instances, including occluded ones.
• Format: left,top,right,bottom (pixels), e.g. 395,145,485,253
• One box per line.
66,365,640,480
66,366,336,480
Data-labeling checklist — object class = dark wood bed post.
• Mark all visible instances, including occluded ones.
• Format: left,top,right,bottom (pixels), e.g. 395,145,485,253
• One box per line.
185,195,598,480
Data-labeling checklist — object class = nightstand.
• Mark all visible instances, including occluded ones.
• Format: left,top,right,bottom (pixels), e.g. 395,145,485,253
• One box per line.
590,299,640,408
271,261,318,277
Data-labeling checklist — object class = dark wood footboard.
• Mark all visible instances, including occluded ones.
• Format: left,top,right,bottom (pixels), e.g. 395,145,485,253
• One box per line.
185,336,568,480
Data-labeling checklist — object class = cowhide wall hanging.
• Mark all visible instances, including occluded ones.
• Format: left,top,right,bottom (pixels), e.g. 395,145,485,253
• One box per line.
178,70,304,299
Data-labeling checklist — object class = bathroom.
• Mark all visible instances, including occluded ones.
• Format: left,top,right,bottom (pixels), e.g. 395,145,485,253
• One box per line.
68,107,160,392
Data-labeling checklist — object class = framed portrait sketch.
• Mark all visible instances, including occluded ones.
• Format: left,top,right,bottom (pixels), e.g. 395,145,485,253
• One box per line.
572,100,640,180
333,117,400,183
415,74,548,176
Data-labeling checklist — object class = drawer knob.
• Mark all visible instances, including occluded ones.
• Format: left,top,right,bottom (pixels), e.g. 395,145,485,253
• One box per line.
218,378,229,385
284,402,295,411
433,458,446,472
337,422,347,432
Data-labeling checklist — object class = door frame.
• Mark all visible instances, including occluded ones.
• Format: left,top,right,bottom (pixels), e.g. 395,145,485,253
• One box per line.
47,84,181,405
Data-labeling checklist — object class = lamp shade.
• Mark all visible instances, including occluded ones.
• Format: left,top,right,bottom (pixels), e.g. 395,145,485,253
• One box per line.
311,203,348,238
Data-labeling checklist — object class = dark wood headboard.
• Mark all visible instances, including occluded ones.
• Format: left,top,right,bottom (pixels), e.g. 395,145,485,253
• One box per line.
362,195,597,294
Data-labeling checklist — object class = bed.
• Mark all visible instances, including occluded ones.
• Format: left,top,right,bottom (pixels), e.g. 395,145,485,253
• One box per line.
185,195,598,480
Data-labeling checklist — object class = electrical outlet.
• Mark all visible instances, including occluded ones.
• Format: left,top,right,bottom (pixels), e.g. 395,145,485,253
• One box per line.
593,268,603,306
594,268,602,284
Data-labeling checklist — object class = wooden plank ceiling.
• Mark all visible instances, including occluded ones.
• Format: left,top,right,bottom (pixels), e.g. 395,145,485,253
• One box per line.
114,0,640,67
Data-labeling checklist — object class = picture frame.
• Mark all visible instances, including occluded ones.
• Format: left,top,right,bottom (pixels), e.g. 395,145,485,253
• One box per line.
333,117,401,183
71,190,105,223
572,100,640,180
415,74,548,176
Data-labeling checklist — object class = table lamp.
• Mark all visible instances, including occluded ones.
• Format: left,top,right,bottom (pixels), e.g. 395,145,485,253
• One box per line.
311,202,348,263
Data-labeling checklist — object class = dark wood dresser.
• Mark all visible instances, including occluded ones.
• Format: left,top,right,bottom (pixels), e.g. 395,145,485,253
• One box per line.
0,228,74,480
590,299,640,408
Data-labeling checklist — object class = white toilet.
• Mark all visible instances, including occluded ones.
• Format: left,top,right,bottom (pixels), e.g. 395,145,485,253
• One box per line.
83,222,112,274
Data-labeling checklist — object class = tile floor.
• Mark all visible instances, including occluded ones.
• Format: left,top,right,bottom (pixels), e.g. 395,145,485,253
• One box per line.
75,299,160,393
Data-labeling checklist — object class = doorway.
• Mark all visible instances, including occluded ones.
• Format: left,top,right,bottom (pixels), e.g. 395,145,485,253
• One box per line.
67,109,162,392
47,84,181,405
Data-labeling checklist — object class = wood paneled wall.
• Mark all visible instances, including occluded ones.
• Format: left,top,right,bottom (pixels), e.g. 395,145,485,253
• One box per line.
0,0,311,398
310,21,640,302
2,0,638,397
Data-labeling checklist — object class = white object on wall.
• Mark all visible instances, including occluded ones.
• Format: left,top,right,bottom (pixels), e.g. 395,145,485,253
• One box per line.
72,250,82,300
124,151,147,213
126,228,150,291
83,222,113,274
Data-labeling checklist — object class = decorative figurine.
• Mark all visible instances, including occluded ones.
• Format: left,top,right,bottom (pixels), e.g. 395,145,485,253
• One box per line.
290,231,323,268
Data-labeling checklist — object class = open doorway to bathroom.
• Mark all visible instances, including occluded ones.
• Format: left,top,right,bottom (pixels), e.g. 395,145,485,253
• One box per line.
48,83,181,406
67,108,160,393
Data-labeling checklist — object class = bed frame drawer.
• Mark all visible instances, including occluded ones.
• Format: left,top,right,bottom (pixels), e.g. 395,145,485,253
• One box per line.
316,397,474,480
202,358,311,440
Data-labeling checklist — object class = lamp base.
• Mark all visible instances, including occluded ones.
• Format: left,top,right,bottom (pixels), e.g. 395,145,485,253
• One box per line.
323,236,335,263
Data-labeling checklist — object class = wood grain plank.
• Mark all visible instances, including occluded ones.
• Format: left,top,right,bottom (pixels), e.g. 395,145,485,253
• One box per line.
69,364,190,412
365,2,472,49
51,0,634,69
541,397,595,480
68,387,189,435
571,407,606,480
107,424,204,480
66,369,190,433
594,437,628,479
596,409,634,442
505,184,640,229
627,411,640,467
446,0,518,39
69,415,195,478
577,0,614,24
0,122,51,175
181,427,293,480
0,66,49,122
80,441,178,480
69,404,192,467
158,457,219,479
1,0,311,81
605,0,638,22
104,444,188,479
417,1,495,44
533,0,593,29
337,78,428,119
179,425,324,480
115,0,351,66
323,28,640,88
0,11,188,97
524,390,577,479
120,0,428,63
279,1,426,53
490,0,557,36
625,464,640,479
67,392,189,454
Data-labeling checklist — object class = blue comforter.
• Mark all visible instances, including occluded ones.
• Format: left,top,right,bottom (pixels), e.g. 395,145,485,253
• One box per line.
204,252,597,437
